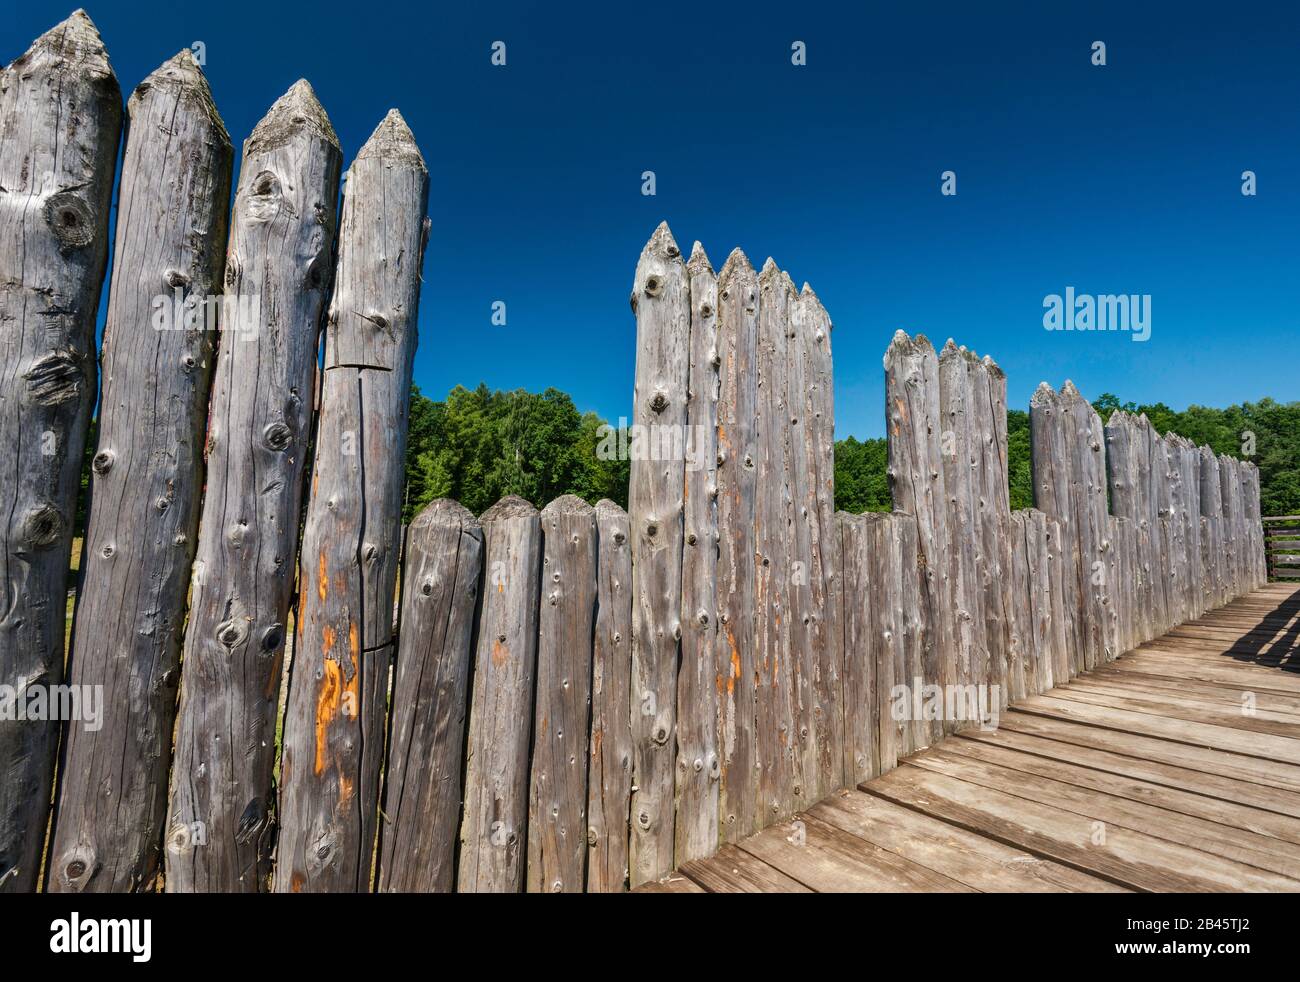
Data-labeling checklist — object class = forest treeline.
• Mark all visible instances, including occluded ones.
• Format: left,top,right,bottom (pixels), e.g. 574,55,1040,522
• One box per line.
401,385,1300,521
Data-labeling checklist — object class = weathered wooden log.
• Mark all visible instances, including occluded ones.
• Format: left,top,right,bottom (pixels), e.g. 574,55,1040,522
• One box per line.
1064,382,1114,665
0,11,121,894
165,80,342,893
377,500,482,893
1030,383,1084,675
1176,436,1204,616
458,495,541,892
1148,425,1174,632
885,332,949,743
715,248,758,844
838,512,876,785
50,51,232,894
1199,447,1224,608
1243,464,1266,587
796,285,842,796
1042,515,1072,683
526,495,596,893
861,513,904,772
974,354,1013,711
627,222,688,885
1025,509,1057,691
1006,512,1031,700
893,513,929,751
587,500,633,892
1218,454,1242,599
1162,434,1190,627
674,242,718,864
753,260,795,825
273,109,428,893
938,341,986,695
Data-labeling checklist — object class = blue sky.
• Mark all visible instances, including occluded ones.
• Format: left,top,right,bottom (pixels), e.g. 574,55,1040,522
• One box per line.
10,0,1299,439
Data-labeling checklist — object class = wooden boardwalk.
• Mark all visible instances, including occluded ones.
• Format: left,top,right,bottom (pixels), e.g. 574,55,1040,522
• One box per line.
640,583,1300,893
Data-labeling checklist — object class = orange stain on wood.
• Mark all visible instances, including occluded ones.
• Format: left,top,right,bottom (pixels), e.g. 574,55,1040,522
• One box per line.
314,623,359,775
317,550,329,603
492,636,509,666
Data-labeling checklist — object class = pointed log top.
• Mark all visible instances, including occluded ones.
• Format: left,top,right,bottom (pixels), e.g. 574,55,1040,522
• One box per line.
939,337,960,357
799,282,817,299
980,353,1005,379
886,329,937,360
247,78,338,156
410,497,480,532
13,9,114,78
758,256,780,279
1107,409,1132,426
718,247,754,287
133,49,228,144
638,221,681,262
686,240,714,275
541,493,596,518
357,109,426,170
1060,379,1082,401
1030,381,1057,408
480,494,540,522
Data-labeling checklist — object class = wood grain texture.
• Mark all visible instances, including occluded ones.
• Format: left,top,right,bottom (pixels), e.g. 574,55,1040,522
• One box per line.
586,500,633,892
714,249,758,843
627,222,688,884
753,259,795,825
458,495,541,892
674,242,719,864
527,495,596,893
51,51,232,894
166,80,341,893
796,285,842,798
274,110,428,893
884,332,949,742
378,500,482,893
838,513,876,785
0,11,121,894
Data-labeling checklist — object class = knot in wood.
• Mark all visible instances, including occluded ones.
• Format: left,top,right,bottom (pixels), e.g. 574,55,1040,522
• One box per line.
92,449,115,474
648,391,668,414
44,192,94,248
164,268,191,289
261,624,284,652
21,504,63,549
262,421,293,451
643,275,663,298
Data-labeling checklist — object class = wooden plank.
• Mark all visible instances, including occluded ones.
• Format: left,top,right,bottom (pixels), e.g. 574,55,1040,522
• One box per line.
867,764,1300,891
1046,683,1300,738
635,873,707,894
996,710,1300,792
587,500,634,893
628,222,689,883
674,243,719,864
457,496,542,892
51,51,233,894
908,745,1300,880
527,495,597,893
273,110,427,894
377,501,482,892
948,732,1300,846
0,11,122,894
812,789,1128,892
166,80,342,893
1015,694,1300,765
753,259,795,825
715,249,758,844
1064,675,1300,722
680,842,812,893
885,331,950,742
959,723,1300,820
739,812,973,892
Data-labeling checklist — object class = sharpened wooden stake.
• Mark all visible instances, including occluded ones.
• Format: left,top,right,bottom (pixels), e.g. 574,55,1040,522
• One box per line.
627,222,688,885
674,242,719,864
165,79,342,894
0,10,122,895
50,49,232,894
274,109,429,893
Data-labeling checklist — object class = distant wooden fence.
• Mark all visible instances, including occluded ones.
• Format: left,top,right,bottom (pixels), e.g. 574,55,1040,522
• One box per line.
0,12,1270,894
1265,516,1300,581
